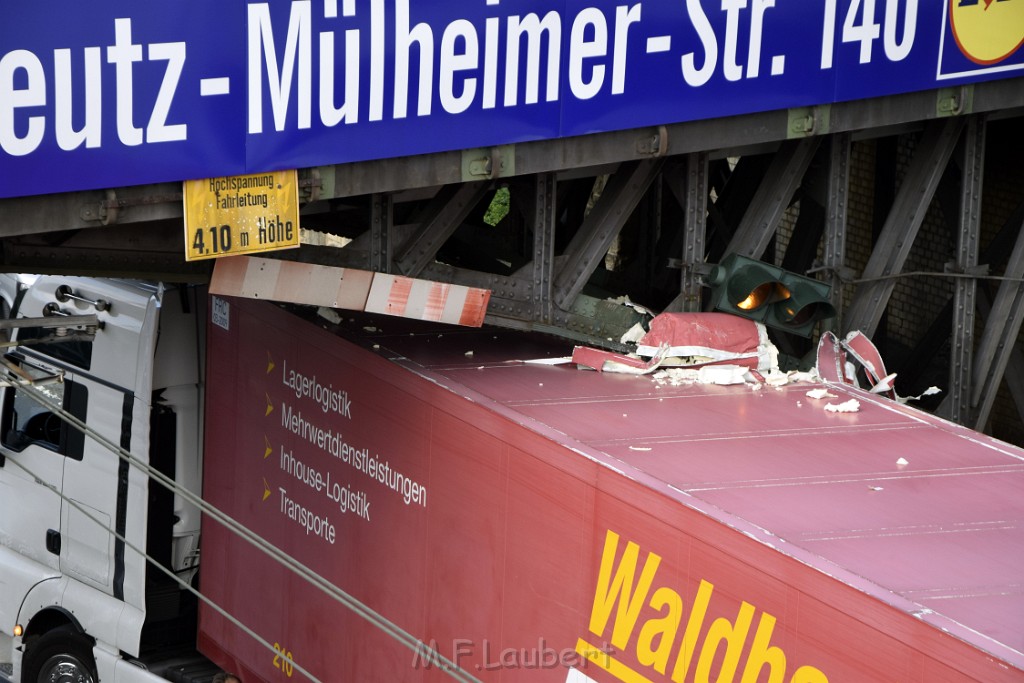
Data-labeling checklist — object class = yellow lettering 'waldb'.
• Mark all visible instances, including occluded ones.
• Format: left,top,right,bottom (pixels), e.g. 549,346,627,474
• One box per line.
577,530,829,683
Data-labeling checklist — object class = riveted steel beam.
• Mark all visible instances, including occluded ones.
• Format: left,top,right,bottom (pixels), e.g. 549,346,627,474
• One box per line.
529,173,557,324
948,117,985,424
552,159,664,311
394,181,492,278
0,183,182,238
823,133,851,324
663,153,709,313
369,193,394,273
843,118,965,337
723,138,821,260
972,291,1024,429
972,213,1024,431
0,223,209,281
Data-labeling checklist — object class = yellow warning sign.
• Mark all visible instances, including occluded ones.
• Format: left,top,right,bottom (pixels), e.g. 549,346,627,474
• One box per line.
183,170,300,261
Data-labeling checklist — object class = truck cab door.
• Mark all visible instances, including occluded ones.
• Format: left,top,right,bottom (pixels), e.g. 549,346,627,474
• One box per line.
0,276,154,610
0,355,80,574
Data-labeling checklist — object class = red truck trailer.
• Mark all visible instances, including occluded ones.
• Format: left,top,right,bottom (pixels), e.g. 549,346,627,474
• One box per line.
200,296,1024,683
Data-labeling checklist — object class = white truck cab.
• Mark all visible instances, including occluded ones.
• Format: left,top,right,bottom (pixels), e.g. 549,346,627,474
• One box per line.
0,276,206,683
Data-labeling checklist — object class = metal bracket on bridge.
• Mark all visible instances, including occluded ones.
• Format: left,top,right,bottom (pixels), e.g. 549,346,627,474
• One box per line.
461,145,515,181
636,125,669,156
936,85,973,117
788,105,830,138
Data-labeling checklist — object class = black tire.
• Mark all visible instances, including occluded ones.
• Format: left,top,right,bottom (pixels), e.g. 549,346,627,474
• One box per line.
21,626,97,683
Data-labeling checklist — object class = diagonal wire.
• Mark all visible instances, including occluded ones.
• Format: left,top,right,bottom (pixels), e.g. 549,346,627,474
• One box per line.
2,453,323,683
10,381,480,683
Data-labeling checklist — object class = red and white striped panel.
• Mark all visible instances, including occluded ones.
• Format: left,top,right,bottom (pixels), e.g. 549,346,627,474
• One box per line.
211,256,490,327
364,273,490,327
210,255,374,310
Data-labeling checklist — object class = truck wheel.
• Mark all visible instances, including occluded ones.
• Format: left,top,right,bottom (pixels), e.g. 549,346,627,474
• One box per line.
21,626,97,683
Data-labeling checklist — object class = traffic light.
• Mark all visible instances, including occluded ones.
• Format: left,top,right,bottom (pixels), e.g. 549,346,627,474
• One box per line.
708,254,836,336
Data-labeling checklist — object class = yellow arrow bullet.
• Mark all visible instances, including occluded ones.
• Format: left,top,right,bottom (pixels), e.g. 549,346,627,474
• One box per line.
264,436,273,459
265,394,274,416
263,478,271,501
267,351,275,374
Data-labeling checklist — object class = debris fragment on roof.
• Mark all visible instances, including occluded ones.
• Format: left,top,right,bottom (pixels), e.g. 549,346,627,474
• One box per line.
817,330,944,404
571,312,940,411
571,343,669,375
573,312,778,380
806,388,838,400
635,312,777,371
824,398,861,413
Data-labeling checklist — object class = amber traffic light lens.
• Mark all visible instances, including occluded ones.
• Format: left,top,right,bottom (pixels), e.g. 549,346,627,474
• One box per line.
710,254,835,336
737,283,790,311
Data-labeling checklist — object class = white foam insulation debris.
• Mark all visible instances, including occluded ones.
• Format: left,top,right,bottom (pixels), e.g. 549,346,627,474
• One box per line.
824,399,861,413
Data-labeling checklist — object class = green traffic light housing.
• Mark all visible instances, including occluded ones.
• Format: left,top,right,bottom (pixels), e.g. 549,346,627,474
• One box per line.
708,254,836,337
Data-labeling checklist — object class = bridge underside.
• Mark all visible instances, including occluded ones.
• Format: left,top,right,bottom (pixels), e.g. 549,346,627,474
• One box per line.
2,77,1023,442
